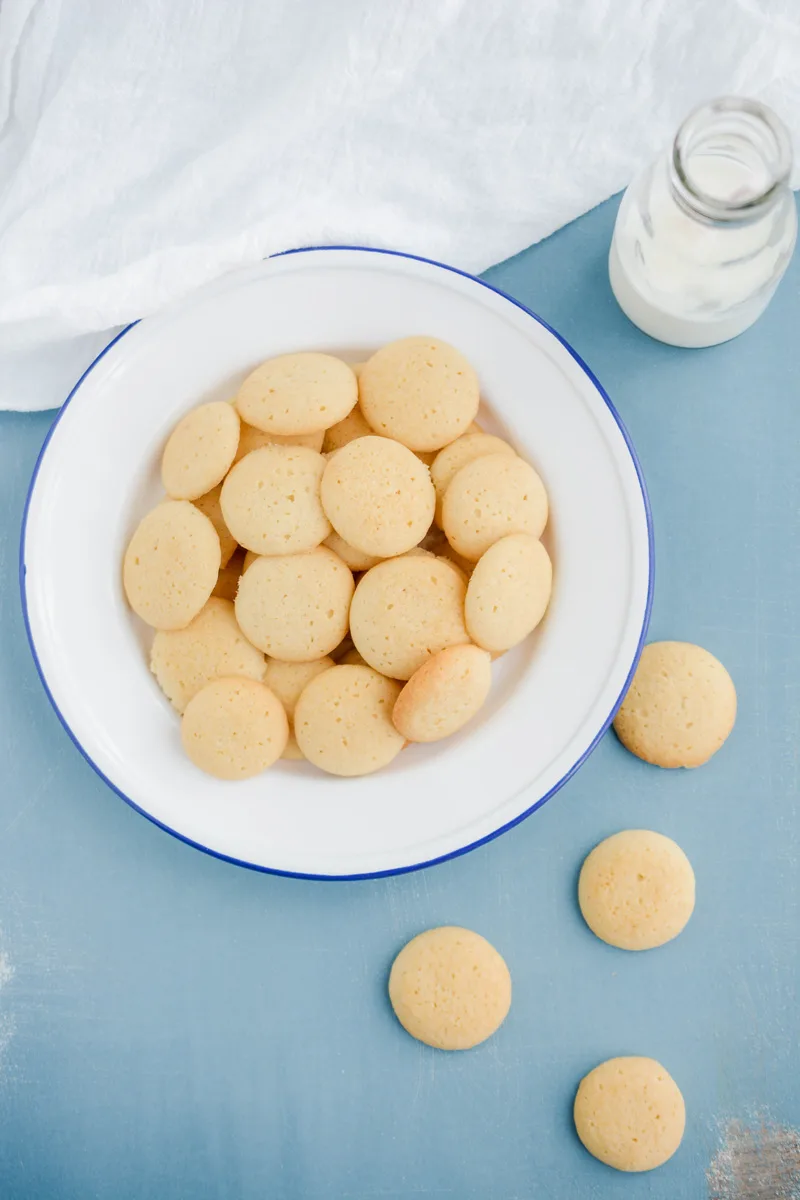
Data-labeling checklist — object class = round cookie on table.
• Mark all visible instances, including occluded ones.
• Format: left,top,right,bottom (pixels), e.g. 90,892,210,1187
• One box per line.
235,547,354,662
614,641,736,768
442,452,548,562
236,352,357,436
574,1057,686,1172
388,926,511,1050
150,597,265,714
263,656,335,761
465,533,552,652
123,500,221,631
578,830,696,951
220,444,330,556
349,554,469,680
181,677,288,780
393,645,492,743
358,336,479,452
294,664,404,776
161,400,241,501
320,435,435,558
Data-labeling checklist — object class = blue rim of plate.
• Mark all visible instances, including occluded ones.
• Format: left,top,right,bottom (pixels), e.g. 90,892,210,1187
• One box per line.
19,244,655,882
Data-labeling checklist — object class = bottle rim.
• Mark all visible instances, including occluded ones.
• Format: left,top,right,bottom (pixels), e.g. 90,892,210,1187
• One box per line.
671,96,793,224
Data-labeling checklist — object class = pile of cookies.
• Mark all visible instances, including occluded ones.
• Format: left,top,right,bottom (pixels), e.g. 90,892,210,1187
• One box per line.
122,336,552,779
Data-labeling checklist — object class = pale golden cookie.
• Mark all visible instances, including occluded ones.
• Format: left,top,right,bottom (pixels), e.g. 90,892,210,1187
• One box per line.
574,1057,685,1172
388,926,511,1050
234,420,324,462
392,645,492,743
465,534,552,653
320,436,435,558
350,556,469,680
442,453,549,562
236,352,357,436
220,444,330,556
193,483,237,567
235,547,353,661
294,664,404,776
181,677,288,780
351,361,365,379
123,501,220,630
323,530,383,572
212,548,246,603
613,641,736,768
150,597,265,714
431,432,516,525
322,404,374,453
359,336,480,452
578,830,695,951
161,401,240,501
263,655,334,760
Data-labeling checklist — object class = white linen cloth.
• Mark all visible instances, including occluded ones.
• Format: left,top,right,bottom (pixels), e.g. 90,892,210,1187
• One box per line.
1,0,799,411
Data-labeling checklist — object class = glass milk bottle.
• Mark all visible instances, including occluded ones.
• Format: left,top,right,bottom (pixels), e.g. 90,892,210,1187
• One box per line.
609,97,797,347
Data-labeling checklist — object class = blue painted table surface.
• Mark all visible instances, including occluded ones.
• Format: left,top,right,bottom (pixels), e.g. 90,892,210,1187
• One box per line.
1,195,799,1200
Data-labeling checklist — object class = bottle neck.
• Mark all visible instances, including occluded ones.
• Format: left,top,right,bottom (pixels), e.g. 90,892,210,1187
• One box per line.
669,97,793,226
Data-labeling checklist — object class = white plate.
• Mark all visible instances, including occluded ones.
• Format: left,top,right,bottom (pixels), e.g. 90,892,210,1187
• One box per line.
21,247,653,879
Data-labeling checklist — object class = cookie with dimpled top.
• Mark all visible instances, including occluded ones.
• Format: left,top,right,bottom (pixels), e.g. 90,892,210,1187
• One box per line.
236,352,357,436
123,500,220,630
578,830,696,951
349,554,468,680
235,547,353,661
392,644,492,743
161,401,240,501
574,1057,685,1172
613,641,736,768
294,664,404,776
388,926,511,1050
430,432,516,526
465,534,552,652
181,677,288,780
442,452,548,562
320,435,434,558
220,444,330,556
359,337,479,452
